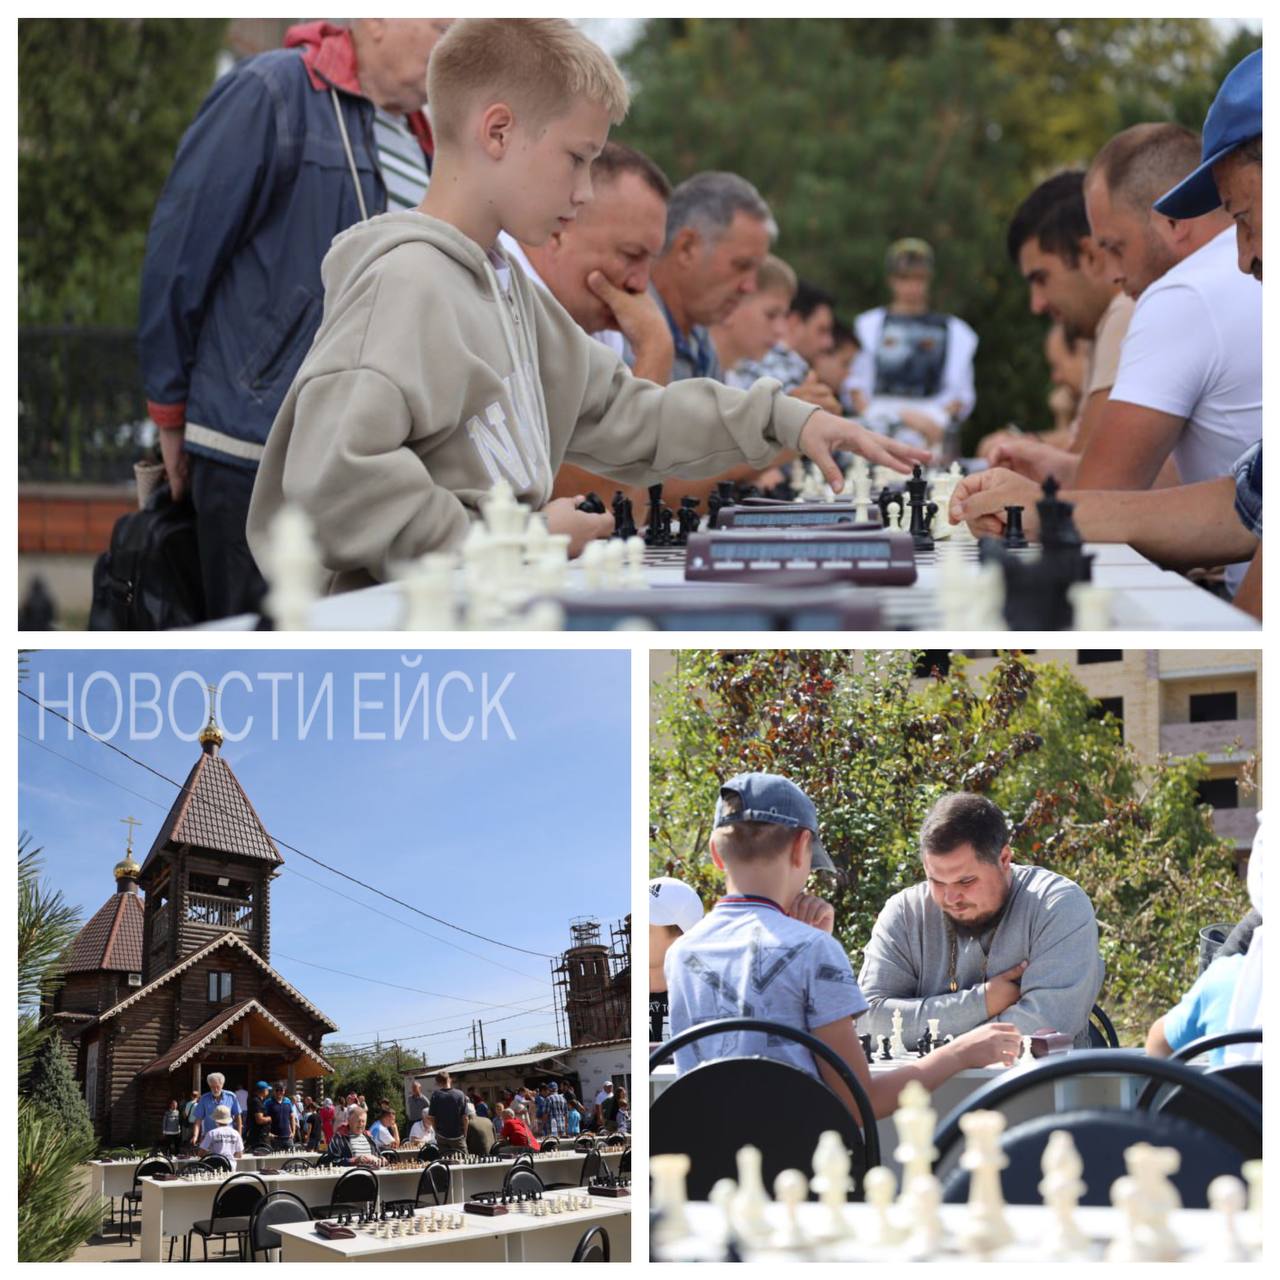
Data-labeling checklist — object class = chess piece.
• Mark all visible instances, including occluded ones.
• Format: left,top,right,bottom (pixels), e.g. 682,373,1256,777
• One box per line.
614,496,638,541
904,465,938,551
732,1145,770,1243
1020,1035,1033,1063
644,484,668,547
1069,581,1112,631
601,536,626,586
928,1017,941,1045
676,496,701,544
890,1009,907,1058
580,539,607,590
397,551,457,631
902,1170,945,1258
261,505,323,631
916,1028,932,1057
1195,1175,1249,1261
957,1111,1013,1256
877,488,904,531
850,457,873,523
810,1131,852,1240
859,1033,875,1064
575,491,606,515
1038,1130,1089,1258
650,1154,691,1245
772,1169,809,1249
1002,505,1028,549
892,1080,937,1188
970,561,1007,630
1106,1143,1181,1262
1037,475,1083,550
1240,1160,1262,1252
862,1165,901,1246
879,1036,892,1062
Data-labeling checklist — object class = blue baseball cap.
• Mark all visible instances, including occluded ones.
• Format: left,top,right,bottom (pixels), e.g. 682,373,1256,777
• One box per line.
1154,49,1262,219
713,772,835,871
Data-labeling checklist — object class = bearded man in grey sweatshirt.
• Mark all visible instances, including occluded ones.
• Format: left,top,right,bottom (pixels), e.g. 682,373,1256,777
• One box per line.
858,793,1104,1049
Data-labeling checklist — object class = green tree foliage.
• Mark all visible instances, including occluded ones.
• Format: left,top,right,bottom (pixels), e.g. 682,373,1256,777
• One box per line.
618,18,1250,449
321,1045,422,1136
17,838,104,1261
649,651,1249,1042
25,1035,95,1146
19,18,228,325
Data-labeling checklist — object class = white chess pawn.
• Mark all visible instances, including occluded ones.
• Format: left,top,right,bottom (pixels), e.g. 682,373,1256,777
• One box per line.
708,1178,737,1245
579,538,607,590
809,1132,852,1240
927,1018,941,1044
733,1145,770,1243
1038,1130,1089,1258
601,537,626,587
862,1165,901,1246
396,550,457,631
1240,1160,1262,1252
261,504,324,631
772,1169,809,1249
623,535,647,588
650,1153,691,1245
1069,581,1112,631
957,1110,1013,1256
1196,1175,1249,1262
968,562,1006,629
890,1009,907,1058
902,1173,945,1258
1020,1035,1033,1063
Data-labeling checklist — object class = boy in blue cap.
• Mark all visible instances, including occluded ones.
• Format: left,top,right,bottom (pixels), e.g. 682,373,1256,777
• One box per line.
664,772,1022,1124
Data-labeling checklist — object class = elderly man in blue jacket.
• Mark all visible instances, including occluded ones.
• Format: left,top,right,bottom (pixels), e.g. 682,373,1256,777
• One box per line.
139,18,451,618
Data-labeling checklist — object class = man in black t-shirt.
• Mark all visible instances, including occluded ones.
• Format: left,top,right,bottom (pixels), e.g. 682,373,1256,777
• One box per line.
246,1082,272,1150
427,1071,469,1154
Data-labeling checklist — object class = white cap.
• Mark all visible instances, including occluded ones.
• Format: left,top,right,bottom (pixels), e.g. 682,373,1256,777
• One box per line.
649,877,704,932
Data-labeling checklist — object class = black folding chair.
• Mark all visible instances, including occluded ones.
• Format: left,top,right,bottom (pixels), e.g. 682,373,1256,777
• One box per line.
197,1153,232,1173
651,1016,878,1202
250,1145,274,1156
184,1172,268,1261
540,1136,560,1152
279,1157,314,1173
573,1134,598,1153
503,1167,545,1198
385,1160,451,1214
1087,1002,1120,1048
120,1156,173,1240
247,1190,311,1262
932,1049,1263,1208
618,1148,631,1179
1135,1028,1262,1158
571,1224,611,1261
312,1166,380,1220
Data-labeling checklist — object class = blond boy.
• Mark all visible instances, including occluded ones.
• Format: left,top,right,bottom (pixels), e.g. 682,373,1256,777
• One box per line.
247,20,925,591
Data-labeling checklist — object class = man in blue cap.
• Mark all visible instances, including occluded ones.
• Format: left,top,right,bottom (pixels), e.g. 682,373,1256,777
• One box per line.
663,773,1023,1125
948,47,1263,620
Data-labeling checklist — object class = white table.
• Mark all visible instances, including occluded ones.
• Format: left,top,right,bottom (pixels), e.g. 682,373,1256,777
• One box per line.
273,1190,632,1262
88,1150,324,1201
203,537,1257,632
137,1150,622,1261
655,1200,1256,1262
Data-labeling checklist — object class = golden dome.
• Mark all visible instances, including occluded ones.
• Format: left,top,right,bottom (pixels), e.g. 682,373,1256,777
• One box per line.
114,853,141,881
199,714,224,748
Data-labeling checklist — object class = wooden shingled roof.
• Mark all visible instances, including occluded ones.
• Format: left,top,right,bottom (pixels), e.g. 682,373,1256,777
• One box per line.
140,749,281,876
65,889,144,974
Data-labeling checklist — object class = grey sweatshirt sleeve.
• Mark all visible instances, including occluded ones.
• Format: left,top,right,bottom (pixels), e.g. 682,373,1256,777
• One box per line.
999,884,1103,1045
856,895,989,1046
533,292,817,482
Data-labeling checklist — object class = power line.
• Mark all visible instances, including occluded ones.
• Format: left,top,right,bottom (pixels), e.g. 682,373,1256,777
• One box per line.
18,690,558,959
328,1005,556,1056
19,729,550,989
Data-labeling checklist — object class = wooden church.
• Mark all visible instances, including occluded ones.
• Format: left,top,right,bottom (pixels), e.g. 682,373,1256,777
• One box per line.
48,712,336,1146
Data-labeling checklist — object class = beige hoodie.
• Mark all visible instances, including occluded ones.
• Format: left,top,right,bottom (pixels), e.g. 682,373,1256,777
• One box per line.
247,211,817,591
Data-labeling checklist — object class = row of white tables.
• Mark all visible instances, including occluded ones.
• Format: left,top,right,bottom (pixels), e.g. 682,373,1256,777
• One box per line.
136,1148,621,1262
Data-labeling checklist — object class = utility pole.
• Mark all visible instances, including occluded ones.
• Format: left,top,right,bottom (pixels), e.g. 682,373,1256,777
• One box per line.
479,1020,486,1058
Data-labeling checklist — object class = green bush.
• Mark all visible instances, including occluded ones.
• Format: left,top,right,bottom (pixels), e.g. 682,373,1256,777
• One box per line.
650,650,1250,1043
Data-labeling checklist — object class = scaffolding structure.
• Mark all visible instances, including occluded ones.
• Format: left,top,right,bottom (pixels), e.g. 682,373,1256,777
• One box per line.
551,915,630,1048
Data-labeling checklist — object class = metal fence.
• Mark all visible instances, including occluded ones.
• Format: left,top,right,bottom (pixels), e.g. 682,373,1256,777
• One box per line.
18,326,152,483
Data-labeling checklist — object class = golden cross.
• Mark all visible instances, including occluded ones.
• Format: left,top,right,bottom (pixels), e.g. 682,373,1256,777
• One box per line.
120,815,142,855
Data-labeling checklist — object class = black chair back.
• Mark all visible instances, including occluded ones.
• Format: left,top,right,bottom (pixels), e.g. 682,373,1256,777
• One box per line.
571,1224,611,1261
512,1150,536,1167
1087,1003,1120,1048
330,1167,379,1213
198,1154,232,1173
651,1017,876,1203
132,1156,174,1189
248,1190,310,1255
939,1108,1248,1209
489,1142,519,1159
250,1145,274,1155
541,1136,560,1151
503,1167,545,1198
420,1161,451,1206
619,1148,631,1178
579,1149,603,1186
280,1158,313,1173
210,1173,269,1223
574,1135,597,1153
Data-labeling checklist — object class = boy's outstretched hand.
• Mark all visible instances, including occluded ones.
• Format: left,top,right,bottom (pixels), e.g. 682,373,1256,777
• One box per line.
947,1021,1023,1068
544,496,615,557
797,411,932,491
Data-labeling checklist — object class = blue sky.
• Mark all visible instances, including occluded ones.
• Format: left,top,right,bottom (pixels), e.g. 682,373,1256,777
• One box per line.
18,649,631,1066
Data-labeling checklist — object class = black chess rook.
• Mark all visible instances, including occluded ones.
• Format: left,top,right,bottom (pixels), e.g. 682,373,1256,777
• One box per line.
1003,505,1028,549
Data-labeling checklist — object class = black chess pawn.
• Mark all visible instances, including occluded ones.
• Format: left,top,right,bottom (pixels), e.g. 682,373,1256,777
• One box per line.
860,1033,874,1064
879,1035,893,1061
916,1028,933,1057
675,496,700,545
1003,505,1029,549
